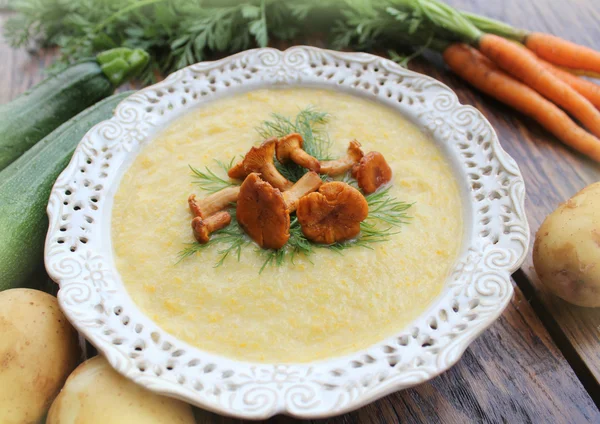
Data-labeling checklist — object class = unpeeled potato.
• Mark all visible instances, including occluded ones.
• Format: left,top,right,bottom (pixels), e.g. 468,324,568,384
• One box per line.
47,355,196,424
533,182,600,307
0,289,80,424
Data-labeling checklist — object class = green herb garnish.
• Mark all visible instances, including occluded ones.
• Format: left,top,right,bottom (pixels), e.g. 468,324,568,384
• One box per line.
6,0,522,83
189,158,237,194
257,107,332,182
177,208,246,265
364,186,412,227
256,107,332,161
179,106,412,272
178,187,411,273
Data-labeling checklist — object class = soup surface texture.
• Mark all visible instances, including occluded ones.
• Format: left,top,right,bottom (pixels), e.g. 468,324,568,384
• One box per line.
112,88,462,363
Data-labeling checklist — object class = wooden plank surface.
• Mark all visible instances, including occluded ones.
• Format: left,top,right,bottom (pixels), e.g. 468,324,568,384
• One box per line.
2,1,600,422
0,16,52,103
193,286,599,424
440,0,600,395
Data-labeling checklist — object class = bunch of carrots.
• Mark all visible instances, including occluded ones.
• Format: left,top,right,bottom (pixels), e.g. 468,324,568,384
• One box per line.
409,0,600,162
7,0,600,160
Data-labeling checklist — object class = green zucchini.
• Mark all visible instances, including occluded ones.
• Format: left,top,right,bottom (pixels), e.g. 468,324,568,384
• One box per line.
0,91,133,292
0,48,148,171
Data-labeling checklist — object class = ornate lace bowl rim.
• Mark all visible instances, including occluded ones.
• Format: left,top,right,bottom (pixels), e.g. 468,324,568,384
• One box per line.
45,46,529,419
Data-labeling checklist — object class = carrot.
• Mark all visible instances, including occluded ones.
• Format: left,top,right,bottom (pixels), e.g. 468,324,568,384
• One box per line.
556,67,600,80
443,43,600,162
525,32,600,74
478,34,600,140
539,60,600,109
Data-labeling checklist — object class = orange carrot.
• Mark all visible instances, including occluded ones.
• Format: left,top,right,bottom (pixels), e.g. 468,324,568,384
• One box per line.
525,32,600,74
443,43,600,162
478,34,600,140
539,60,600,109
556,67,600,80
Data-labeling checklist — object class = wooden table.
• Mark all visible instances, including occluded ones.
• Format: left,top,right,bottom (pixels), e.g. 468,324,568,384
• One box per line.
2,0,599,422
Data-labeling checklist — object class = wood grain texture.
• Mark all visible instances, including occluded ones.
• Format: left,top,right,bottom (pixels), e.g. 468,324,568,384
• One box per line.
439,0,600,395
193,284,599,423
0,15,56,104
2,1,600,421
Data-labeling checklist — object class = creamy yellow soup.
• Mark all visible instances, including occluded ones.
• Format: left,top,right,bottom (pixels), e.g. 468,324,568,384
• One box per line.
112,88,462,363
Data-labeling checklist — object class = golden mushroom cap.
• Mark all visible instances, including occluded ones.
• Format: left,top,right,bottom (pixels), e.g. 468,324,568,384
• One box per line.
352,151,392,194
237,173,291,249
297,181,368,244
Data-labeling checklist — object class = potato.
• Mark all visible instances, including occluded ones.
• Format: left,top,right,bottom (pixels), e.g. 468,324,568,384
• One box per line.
0,289,80,424
47,355,196,424
533,182,600,307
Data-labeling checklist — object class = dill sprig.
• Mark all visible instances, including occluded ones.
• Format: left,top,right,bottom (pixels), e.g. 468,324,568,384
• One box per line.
179,184,411,271
180,107,413,272
256,107,332,160
259,217,314,273
189,158,237,194
327,224,393,253
363,186,412,227
257,107,332,182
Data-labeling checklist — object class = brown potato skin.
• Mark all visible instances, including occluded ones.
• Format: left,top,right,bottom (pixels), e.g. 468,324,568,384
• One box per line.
533,182,600,307
0,289,80,424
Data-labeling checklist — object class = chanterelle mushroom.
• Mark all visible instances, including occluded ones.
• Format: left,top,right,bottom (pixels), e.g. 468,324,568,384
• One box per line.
351,151,392,194
237,172,322,249
282,171,322,213
228,138,292,190
319,140,364,176
188,186,240,218
297,182,368,244
192,211,232,244
276,133,320,172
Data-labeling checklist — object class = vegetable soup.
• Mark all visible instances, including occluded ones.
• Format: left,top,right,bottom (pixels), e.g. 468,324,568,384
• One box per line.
112,88,463,363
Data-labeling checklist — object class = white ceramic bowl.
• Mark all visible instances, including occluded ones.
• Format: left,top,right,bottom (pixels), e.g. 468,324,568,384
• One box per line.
45,46,529,419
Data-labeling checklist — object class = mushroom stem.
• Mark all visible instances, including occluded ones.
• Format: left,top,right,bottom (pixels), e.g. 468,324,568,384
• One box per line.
276,133,320,172
228,138,293,190
282,171,323,213
261,163,293,190
290,149,321,172
319,140,364,176
192,211,232,244
188,186,240,218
